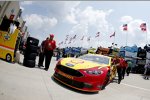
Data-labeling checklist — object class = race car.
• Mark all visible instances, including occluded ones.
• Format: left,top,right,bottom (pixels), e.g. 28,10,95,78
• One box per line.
53,54,116,92
87,48,96,54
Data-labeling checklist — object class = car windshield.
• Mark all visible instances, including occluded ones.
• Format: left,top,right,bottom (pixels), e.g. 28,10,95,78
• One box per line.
78,55,110,65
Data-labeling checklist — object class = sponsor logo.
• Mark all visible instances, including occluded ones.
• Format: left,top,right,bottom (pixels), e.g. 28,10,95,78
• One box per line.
65,63,74,67
58,71,74,80
70,60,84,64
4,34,10,41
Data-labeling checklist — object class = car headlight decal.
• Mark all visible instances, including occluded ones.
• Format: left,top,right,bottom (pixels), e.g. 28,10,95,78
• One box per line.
84,70,103,75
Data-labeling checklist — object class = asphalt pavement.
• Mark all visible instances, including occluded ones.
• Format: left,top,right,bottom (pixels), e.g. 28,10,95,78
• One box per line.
0,55,150,100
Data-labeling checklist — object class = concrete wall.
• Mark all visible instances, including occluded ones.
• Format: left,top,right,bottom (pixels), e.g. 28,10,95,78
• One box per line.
0,1,20,24
4,1,20,20
17,16,24,28
0,1,6,8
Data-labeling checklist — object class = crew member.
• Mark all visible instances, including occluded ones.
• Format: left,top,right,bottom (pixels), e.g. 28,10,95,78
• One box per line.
112,55,121,84
126,60,132,76
44,34,56,71
38,37,49,67
122,60,128,79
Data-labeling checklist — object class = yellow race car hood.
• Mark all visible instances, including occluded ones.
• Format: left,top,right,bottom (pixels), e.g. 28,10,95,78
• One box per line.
60,58,108,70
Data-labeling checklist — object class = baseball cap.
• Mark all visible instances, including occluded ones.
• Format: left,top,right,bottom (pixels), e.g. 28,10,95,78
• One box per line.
50,34,54,37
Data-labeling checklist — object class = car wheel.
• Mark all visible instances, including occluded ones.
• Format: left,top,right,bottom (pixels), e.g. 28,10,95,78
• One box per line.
6,54,12,62
101,71,110,90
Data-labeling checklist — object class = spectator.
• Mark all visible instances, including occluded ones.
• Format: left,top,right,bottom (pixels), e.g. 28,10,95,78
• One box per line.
144,61,150,80
121,60,128,79
56,48,61,61
126,60,132,76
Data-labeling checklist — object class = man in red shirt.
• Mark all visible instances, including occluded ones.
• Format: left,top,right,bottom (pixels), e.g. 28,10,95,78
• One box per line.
44,34,56,71
121,60,128,79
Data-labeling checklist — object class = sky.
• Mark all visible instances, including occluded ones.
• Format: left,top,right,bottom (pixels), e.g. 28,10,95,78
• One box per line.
20,1,150,48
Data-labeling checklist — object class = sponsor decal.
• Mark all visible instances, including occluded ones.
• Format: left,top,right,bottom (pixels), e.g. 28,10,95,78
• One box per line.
65,63,74,67
70,60,84,64
4,34,10,41
58,71,74,80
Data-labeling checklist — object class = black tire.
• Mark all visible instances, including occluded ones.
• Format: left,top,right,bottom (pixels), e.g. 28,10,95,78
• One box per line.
26,44,38,53
6,54,12,62
23,59,35,68
101,71,110,90
24,53,37,60
27,37,39,46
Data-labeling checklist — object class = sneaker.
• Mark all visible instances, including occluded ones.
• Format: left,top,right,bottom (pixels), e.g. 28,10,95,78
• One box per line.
118,80,121,84
38,65,41,67
41,65,44,67
44,68,48,71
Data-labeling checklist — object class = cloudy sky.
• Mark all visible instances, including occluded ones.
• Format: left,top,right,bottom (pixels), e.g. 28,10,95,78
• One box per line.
20,1,150,48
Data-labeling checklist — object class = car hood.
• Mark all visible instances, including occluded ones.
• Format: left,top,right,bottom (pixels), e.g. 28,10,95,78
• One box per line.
60,58,108,70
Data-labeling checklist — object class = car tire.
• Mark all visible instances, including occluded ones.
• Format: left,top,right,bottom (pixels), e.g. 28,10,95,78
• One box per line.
26,44,38,53
6,54,12,62
27,37,39,46
24,53,37,60
101,71,110,90
23,59,35,68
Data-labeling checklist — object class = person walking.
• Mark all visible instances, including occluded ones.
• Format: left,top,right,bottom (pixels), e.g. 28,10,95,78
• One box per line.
112,55,121,84
38,37,49,67
126,60,132,76
144,61,150,80
116,57,124,84
121,60,128,79
56,48,61,61
44,34,56,71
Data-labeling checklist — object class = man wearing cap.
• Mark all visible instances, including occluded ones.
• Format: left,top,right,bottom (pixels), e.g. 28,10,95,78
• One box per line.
44,34,56,71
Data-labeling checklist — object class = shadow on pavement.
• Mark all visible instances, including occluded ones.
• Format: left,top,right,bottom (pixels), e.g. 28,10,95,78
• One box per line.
110,78,118,83
51,76,99,95
18,62,46,70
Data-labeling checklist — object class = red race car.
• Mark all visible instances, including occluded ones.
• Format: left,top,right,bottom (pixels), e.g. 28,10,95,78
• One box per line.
53,54,112,92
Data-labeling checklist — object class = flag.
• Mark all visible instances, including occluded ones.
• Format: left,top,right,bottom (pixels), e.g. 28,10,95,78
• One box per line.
65,35,69,41
140,23,146,32
64,41,67,44
72,35,76,39
81,36,84,40
70,37,72,41
60,41,63,44
58,41,63,45
123,24,127,31
110,32,115,38
87,36,91,41
68,37,72,44
95,32,100,37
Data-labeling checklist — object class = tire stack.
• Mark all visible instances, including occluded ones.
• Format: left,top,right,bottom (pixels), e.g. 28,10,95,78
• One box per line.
23,37,39,68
